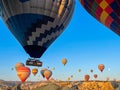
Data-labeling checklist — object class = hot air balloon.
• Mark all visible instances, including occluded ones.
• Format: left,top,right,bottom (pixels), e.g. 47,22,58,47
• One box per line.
84,74,90,81
98,64,105,72
17,66,31,83
71,75,73,78
0,0,75,66
80,0,120,35
44,70,52,80
40,68,47,78
15,62,25,71
52,67,55,71
90,69,93,73
32,68,38,76
78,69,81,72
94,74,98,79
62,58,67,66
68,77,71,81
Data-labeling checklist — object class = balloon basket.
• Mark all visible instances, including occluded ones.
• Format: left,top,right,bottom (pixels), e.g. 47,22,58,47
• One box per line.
26,58,42,67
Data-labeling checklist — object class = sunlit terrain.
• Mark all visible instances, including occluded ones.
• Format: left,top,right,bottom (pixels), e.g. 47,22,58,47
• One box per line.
1,79,120,90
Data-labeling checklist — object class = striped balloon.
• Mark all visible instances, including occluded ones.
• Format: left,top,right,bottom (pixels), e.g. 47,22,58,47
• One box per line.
0,0,75,58
80,0,120,35
17,66,31,83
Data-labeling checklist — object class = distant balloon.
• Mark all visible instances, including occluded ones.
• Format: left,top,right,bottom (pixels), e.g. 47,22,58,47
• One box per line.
52,67,55,71
80,0,120,36
94,74,98,79
11,68,14,71
44,70,52,80
32,68,38,76
62,58,67,66
68,77,71,81
84,74,90,81
15,63,25,71
40,68,47,78
78,69,81,72
17,66,31,83
90,69,93,73
98,64,105,72
71,75,73,78
0,0,75,59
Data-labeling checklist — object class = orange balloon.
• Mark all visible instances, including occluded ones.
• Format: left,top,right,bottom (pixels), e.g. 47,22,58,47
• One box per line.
98,64,105,72
44,70,52,80
62,58,67,65
17,66,31,83
32,68,38,76
84,74,90,81
94,74,98,79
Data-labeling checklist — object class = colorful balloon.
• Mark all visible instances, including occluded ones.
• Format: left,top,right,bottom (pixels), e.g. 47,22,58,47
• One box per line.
84,74,90,81
62,58,67,65
0,0,75,59
40,68,47,78
17,66,31,83
44,70,52,80
98,64,105,72
15,62,25,71
32,68,38,76
80,0,120,36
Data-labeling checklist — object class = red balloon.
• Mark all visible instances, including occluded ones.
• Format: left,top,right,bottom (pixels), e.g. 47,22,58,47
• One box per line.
17,66,31,83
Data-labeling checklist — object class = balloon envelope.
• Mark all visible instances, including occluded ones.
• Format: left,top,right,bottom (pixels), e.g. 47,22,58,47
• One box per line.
98,64,105,72
84,74,90,81
15,62,25,71
80,0,120,36
94,74,98,79
0,0,75,58
32,68,38,76
44,70,52,80
17,66,31,83
62,58,67,65
40,68,47,78
90,69,93,73
78,69,81,72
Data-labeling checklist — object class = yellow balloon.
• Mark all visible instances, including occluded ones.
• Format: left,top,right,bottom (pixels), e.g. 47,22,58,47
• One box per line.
68,77,71,81
62,58,67,65
32,68,38,76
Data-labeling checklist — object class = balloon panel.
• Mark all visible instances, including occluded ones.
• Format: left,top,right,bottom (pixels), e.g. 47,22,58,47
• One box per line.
0,0,75,58
80,0,120,35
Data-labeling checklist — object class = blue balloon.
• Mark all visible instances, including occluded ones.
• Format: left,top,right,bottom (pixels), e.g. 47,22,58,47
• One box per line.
0,0,75,58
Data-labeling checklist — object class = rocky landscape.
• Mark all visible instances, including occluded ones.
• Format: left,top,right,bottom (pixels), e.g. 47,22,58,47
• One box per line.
1,79,120,90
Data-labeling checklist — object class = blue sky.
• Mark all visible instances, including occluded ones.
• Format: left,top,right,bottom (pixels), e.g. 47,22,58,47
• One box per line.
1,0,120,81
